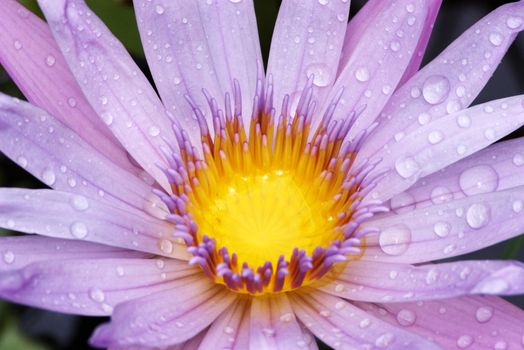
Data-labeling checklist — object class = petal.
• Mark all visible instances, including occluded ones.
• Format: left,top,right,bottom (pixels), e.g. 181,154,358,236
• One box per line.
325,0,437,137
0,257,197,316
0,235,144,271
89,279,236,348
0,94,153,210
198,298,251,350
390,137,524,212
133,0,263,138
362,1,524,159
367,95,524,201
289,289,440,349
0,0,136,172
266,0,350,116
361,185,524,263
0,188,189,260
356,296,524,349
249,294,315,350
37,0,175,191
317,260,524,302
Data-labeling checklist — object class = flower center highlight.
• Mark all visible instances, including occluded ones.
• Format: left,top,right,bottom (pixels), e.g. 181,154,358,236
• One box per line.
159,77,385,295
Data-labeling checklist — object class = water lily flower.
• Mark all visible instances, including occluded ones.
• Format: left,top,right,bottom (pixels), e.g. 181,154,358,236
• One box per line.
2,0,524,348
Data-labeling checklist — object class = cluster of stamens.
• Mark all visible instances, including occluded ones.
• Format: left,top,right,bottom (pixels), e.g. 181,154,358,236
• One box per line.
155,73,386,295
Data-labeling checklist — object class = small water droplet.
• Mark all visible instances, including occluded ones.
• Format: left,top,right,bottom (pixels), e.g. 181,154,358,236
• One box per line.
70,222,88,239
42,169,56,186
160,239,174,254
101,112,113,126
427,130,443,144
45,55,56,67
17,156,28,168
513,153,524,166
71,195,89,211
318,0,328,5
394,156,420,179
433,221,451,238
513,200,523,213
116,266,125,276
13,40,23,50
67,97,77,107
459,165,498,196
148,126,160,137
466,203,491,229
456,114,471,128
422,75,450,105
3,251,15,265
389,40,401,52
354,67,370,82
457,335,473,348
155,5,165,14
280,313,294,323
489,32,503,46
475,306,493,323
396,309,416,326
379,224,411,256
359,318,371,328
89,288,105,303
375,333,395,348
306,63,332,87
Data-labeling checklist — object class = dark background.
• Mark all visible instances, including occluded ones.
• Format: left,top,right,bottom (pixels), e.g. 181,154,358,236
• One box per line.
0,0,523,349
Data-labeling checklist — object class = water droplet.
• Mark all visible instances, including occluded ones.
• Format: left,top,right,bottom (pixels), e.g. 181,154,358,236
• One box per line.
433,221,451,237
422,75,450,105
411,87,421,98
318,0,328,5
406,4,415,13
45,55,56,67
3,251,15,265
155,5,165,14
457,335,473,348
389,270,399,279
513,200,523,213
160,239,174,254
334,284,345,293
359,318,371,328
13,40,22,50
71,195,89,211
148,126,160,137
488,32,503,46
355,67,370,82
513,153,524,166
475,306,493,323
506,16,523,29
484,128,496,141
42,169,56,186
394,156,420,179
17,156,28,168
431,186,453,204
459,165,498,196
389,40,401,52
425,268,439,284
67,97,77,107
466,203,491,229
428,130,443,144
70,222,88,239
334,301,345,310
89,288,105,303
379,224,411,256
418,112,430,125
494,341,508,350
306,63,332,87
375,333,395,348
116,266,125,276
101,112,113,126
280,313,294,323
396,309,416,326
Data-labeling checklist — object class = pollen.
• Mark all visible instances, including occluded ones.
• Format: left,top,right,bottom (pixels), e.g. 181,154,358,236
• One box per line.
159,76,386,295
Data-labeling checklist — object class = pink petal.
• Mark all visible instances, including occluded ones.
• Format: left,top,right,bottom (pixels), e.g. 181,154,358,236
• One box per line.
356,296,524,349
198,298,251,350
0,0,136,173
317,260,524,302
249,293,315,350
0,257,197,316
367,95,524,201
0,94,153,210
0,188,189,260
325,0,437,137
290,289,439,349
362,185,524,263
390,137,524,212
266,0,350,117
89,280,236,348
362,1,524,160
37,0,175,191
0,235,144,271
134,0,262,139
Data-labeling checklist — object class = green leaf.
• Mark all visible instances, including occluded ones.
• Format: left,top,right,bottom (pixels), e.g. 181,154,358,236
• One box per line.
0,317,50,350
503,235,524,259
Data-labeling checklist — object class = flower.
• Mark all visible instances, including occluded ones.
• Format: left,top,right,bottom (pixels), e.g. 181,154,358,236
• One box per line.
1,0,524,348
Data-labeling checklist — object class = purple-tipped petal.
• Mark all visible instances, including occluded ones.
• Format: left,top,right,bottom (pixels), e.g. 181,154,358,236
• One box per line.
0,236,145,271
325,0,437,137
362,185,524,263
0,0,137,173
362,1,524,160
0,188,189,260
0,94,153,210
290,289,440,349
249,294,315,350
37,0,175,191
367,95,524,201
317,260,524,302
89,279,235,348
0,257,197,316
134,0,262,138
198,298,251,350
267,0,350,117
357,296,524,349
390,137,524,212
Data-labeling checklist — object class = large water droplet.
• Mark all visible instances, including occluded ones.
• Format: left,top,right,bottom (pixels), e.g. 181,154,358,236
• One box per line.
422,75,450,105
459,165,498,196
160,239,174,254
379,224,411,256
488,32,503,46
507,16,523,29
306,63,332,87
466,203,491,229
475,306,493,323
395,156,420,179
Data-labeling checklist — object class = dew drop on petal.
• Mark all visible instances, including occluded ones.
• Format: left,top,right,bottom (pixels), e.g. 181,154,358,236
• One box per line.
89,288,105,303
506,16,523,29
433,221,451,238
425,268,439,284
422,75,450,105
427,130,443,144
513,153,524,166
396,309,416,326
466,203,491,229
475,306,493,323
457,335,473,348
431,186,453,204
375,333,395,348
459,165,498,196
71,195,89,211
456,114,471,128
359,318,371,328
155,5,165,14
3,251,15,265
379,224,411,256
148,126,160,137
45,55,56,67
305,63,332,87
70,222,88,239
394,156,420,179
17,156,28,168
513,200,523,213
42,169,56,186
101,112,114,126
160,239,174,254
354,67,370,82
488,32,503,46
